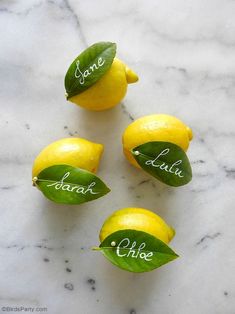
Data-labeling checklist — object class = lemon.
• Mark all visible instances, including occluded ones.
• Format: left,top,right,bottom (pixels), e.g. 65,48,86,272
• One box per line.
32,137,103,178
122,114,193,168
69,58,138,111
99,207,175,244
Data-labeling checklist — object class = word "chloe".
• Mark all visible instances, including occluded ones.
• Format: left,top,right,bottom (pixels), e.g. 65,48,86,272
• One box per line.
75,57,105,85
145,148,184,178
116,238,153,261
47,172,99,195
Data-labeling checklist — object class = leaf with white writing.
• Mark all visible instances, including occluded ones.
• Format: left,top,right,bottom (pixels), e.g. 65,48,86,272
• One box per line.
132,141,192,187
98,229,178,272
65,42,116,99
34,165,110,204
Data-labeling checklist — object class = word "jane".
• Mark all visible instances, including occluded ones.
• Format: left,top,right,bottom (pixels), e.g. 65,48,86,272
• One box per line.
75,58,105,85
47,172,99,195
145,148,184,178
116,238,153,261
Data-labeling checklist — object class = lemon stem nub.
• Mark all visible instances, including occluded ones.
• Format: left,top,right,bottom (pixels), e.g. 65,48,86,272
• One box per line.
32,177,38,186
125,66,139,84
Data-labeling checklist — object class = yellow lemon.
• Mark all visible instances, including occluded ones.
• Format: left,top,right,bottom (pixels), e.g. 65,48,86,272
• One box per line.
122,114,193,168
69,58,138,111
32,137,103,178
99,207,175,244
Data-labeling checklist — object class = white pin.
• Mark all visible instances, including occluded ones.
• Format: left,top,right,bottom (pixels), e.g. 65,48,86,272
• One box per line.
134,151,140,156
111,241,116,247
32,177,38,186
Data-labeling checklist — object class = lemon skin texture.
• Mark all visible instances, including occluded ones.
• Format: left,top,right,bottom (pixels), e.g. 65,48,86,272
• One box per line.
99,207,175,244
32,137,103,178
122,114,193,168
69,58,138,111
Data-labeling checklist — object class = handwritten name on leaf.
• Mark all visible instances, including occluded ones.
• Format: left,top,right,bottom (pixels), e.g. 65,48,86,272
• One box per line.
99,229,178,273
46,172,99,195
65,42,116,98
35,165,110,204
116,238,153,261
132,141,192,187
145,148,184,178
75,58,105,85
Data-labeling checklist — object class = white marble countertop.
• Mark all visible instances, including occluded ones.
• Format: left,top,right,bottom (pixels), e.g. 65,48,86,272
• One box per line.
0,1,234,313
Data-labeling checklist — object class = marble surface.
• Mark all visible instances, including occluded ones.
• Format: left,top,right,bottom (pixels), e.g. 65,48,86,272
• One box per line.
0,1,235,313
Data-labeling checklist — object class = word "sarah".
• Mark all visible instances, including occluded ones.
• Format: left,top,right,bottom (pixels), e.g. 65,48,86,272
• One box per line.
47,172,99,195
116,238,153,261
75,57,105,85
145,148,184,178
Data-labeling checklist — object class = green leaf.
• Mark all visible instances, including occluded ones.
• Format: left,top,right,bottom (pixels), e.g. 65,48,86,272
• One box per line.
98,229,178,273
132,141,192,187
65,42,116,99
35,165,110,204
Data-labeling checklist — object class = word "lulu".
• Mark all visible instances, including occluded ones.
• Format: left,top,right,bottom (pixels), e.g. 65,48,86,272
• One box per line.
75,57,105,85
115,238,153,261
145,148,184,178
47,172,99,195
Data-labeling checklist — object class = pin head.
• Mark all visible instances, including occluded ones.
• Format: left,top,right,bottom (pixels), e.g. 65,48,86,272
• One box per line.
32,177,38,186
